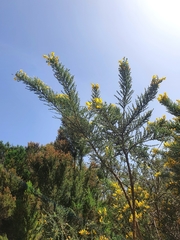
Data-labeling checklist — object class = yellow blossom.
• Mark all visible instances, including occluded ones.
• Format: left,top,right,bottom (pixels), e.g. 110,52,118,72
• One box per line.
105,146,109,155
144,192,149,199
86,101,92,110
152,148,159,154
164,158,176,167
79,229,90,235
51,52,55,57
93,97,103,104
56,94,69,99
164,141,172,147
91,83,100,89
123,203,129,212
55,56,59,62
99,216,103,223
99,236,109,240
151,75,166,85
96,104,102,109
118,213,123,220
154,171,161,177
152,75,158,79
93,97,103,109
43,54,49,59
126,231,133,239
129,211,142,223
157,92,168,102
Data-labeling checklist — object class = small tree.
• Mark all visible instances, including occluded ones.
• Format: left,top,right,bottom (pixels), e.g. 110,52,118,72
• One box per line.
15,52,166,239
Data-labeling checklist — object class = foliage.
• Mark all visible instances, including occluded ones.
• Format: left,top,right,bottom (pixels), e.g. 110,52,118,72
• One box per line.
0,52,175,239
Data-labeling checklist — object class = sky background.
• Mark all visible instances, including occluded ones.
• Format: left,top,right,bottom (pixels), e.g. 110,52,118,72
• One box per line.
1,0,180,146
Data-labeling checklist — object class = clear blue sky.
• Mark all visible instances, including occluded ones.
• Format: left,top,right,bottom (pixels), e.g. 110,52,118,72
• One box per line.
1,0,180,146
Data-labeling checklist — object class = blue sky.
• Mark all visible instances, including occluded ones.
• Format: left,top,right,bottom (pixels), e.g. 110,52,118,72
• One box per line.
1,0,180,146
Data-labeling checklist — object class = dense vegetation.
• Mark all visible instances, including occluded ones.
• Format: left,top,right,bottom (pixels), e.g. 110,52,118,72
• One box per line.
1,53,180,239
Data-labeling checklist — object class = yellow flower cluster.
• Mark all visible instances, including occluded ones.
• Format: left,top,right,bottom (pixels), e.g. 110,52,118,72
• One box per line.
86,98,103,110
14,69,29,80
154,171,161,177
122,203,129,212
152,148,159,155
43,52,59,65
129,211,143,222
86,101,92,110
151,75,166,86
156,115,166,122
105,146,109,155
56,94,69,99
79,229,90,235
93,98,103,108
118,58,130,71
91,83,100,89
118,58,128,66
126,231,133,239
98,207,107,223
136,200,149,209
164,157,176,167
164,141,172,147
157,92,168,102
99,235,109,240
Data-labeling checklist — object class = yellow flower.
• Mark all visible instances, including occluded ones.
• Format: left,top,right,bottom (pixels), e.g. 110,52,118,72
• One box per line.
103,207,107,216
91,83,100,89
51,52,55,57
157,92,168,102
56,94,68,99
93,97,103,104
55,56,59,62
99,216,103,222
79,229,90,235
19,69,23,73
154,171,161,177
86,101,92,110
105,146,109,155
164,141,172,147
144,191,149,199
152,74,157,79
126,231,133,239
118,213,123,220
43,54,49,59
151,75,166,85
123,203,129,212
99,236,109,240
152,148,159,154
92,98,103,109
118,58,128,66
96,104,102,109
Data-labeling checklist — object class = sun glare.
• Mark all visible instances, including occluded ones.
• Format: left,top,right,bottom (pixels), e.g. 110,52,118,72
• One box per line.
139,0,180,33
